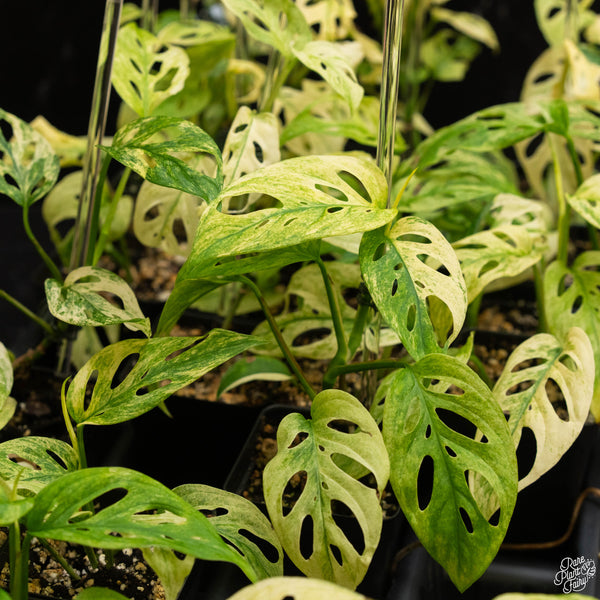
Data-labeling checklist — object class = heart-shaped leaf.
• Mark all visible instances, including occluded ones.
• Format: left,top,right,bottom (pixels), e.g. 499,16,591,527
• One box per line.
491,328,594,492
0,108,60,207
263,390,389,589
175,483,284,580
360,217,467,360
453,225,548,302
112,22,190,117
567,172,600,229
66,331,262,426
24,467,258,582
543,252,600,418
226,577,371,600
382,355,517,592
0,437,79,496
45,266,151,337
223,107,281,190
102,116,223,201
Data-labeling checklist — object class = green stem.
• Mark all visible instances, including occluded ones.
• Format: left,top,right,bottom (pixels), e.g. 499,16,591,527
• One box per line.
534,261,547,333
11,531,31,600
347,302,371,358
260,54,295,114
0,289,55,336
22,204,63,282
466,293,483,329
92,165,131,265
566,135,584,188
468,355,494,389
38,538,81,581
241,276,316,400
327,358,405,380
61,380,79,455
549,134,570,264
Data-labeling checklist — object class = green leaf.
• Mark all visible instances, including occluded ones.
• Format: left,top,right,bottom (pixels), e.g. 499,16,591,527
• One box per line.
291,41,364,112
491,328,594,492
567,172,600,228
263,390,389,589
0,437,79,496
382,355,517,592
544,252,600,418
24,467,259,582
226,577,371,600
103,116,223,201
0,483,34,525
45,266,151,337
217,357,292,397
175,484,284,580
75,589,130,600
359,217,467,360
453,225,548,302
220,0,311,59
0,108,60,207
112,23,190,117
143,547,195,600
66,331,262,426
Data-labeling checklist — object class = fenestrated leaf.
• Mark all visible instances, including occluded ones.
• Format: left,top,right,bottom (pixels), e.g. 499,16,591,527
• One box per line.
487,194,553,231
217,357,292,397
295,0,356,41
382,355,517,592
567,172,600,228
431,7,499,50
222,107,281,192
112,22,190,117
491,328,594,492
544,252,600,418
263,390,389,589
24,467,259,582
45,266,151,337
66,331,262,426
359,217,467,360
453,225,548,302
220,0,311,59
0,437,79,497
102,116,223,201
534,0,596,47
175,484,284,580
0,108,60,207
226,577,370,600
143,547,194,600
291,41,364,112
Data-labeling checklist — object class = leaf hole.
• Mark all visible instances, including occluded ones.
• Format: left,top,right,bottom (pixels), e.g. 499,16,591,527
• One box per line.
315,183,349,202
110,353,140,390
200,507,229,518
327,419,359,433
516,426,537,480
459,507,474,533
546,378,568,421
282,471,307,516
478,260,499,277
571,295,583,314
417,455,434,511
372,242,388,261
406,304,416,332
337,170,372,204
165,338,203,361
93,487,129,511
299,514,314,559
425,424,431,439
239,528,280,563
331,500,365,555
46,450,68,469
445,445,456,457
252,141,264,163
8,455,40,470
288,432,308,448
435,408,476,438
330,544,343,566
291,327,331,347
524,133,544,158
391,279,399,296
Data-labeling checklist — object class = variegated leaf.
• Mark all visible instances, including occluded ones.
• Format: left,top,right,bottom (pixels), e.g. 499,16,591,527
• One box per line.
175,484,284,580
112,23,190,117
534,0,596,47
454,225,548,302
360,217,467,360
567,172,600,229
0,108,59,207
431,7,499,50
544,252,600,418
45,266,151,337
30,116,89,168
227,577,370,600
263,390,389,589
487,193,553,231
491,328,594,492
0,343,15,431
383,356,517,592
296,0,356,41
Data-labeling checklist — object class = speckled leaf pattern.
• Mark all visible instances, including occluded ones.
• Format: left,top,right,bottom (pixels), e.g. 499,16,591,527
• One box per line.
66,331,261,426
453,225,548,302
103,116,223,201
567,173,600,229
45,266,151,337
291,41,364,112
544,252,600,418
226,577,370,600
487,194,553,231
490,328,594,492
0,437,79,496
0,343,13,412
263,390,389,589
360,217,467,360
220,0,311,59
0,109,60,207
24,467,259,582
223,107,281,189
382,355,517,592
175,484,284,580
112,23,190,117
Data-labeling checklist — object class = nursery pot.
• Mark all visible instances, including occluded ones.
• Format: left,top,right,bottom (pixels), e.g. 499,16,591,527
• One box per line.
179,403,406,600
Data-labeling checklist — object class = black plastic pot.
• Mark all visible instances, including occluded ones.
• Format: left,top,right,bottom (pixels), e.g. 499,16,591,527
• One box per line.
387,423,600,600
179,403,405,600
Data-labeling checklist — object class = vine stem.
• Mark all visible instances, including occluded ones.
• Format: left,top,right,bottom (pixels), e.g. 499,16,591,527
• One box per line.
549,134,570,265
22,203,62,282
0,289,55,336
240,276,316,400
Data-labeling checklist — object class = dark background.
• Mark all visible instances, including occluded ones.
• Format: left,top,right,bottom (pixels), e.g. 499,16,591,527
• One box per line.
0,0,555,353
